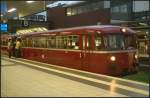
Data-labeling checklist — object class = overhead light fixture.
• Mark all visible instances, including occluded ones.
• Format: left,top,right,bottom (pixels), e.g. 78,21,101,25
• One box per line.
46,1,85,8
8,8,17,12
139,23,147,26
26,1,35,3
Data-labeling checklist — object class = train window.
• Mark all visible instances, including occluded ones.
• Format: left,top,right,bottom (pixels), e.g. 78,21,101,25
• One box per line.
27,38,33,47
32,38,39,47
22,38,28,47
103,35,125,50
95,35,103,50
55,35,79,49
66,8,72,16
38,37,47,48
67,35,79,50
125,35,137,49
47,36,56,48
62,36,68,49
33,37,46,48
82,36,85,49
87,34,92,49
56,36,63,48
56,36,60,48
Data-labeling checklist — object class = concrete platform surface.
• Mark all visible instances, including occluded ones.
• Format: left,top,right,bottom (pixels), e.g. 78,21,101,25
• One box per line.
1,59,128,97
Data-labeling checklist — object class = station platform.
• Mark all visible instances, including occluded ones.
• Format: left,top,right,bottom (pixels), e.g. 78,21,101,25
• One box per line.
1,56,149,97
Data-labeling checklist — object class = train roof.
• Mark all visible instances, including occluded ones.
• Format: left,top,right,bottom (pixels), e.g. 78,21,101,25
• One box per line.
17,25,136,37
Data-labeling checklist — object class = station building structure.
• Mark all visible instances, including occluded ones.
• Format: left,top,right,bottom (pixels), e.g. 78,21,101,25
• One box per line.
1,0,150,56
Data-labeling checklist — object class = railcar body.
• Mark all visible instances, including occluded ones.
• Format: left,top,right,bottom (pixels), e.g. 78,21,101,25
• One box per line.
1,25,139,76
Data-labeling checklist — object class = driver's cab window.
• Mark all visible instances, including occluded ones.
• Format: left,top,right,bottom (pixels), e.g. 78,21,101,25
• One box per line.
95,34,103,50
125,35,136,49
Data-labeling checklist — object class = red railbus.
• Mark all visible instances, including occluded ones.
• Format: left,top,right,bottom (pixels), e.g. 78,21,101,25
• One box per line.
1,25,139,76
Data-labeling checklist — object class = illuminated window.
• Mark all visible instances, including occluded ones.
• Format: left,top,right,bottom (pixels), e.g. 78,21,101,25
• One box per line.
66,1,106,16
133,1,150,12
37,37,47,48
95,34,103,50
125,35,137,49
71,8,76,15
103,35,125,50
22,38,28,47
66,8,72,16
47,36,56,48
67,35,79,49
27,38,33,47
56,36,64,48
104,1,110,8
120,5,127,13
54,35,79,49
111,6,119,13
87,34,92,49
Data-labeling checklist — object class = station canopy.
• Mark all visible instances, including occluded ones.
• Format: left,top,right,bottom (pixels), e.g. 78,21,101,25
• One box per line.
6,1,84,18
16,27,48,35
6,1,54,18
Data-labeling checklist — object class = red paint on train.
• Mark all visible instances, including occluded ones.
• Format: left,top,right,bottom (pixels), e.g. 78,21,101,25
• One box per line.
1,25,139,76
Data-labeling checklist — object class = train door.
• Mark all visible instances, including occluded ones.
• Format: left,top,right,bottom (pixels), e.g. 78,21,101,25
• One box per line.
81,34,92,71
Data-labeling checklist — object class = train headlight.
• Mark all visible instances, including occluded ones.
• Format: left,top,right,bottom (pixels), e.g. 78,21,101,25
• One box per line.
121,28,126,32
135,54,138,59
110,56,116,62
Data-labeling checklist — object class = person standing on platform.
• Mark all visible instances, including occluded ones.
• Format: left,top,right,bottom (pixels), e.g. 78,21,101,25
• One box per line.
12,37,16,57
15,38,22,58
7,38,12,58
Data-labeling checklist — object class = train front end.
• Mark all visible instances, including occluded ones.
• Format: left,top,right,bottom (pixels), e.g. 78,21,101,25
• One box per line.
95,27,139,76
106,49,139,76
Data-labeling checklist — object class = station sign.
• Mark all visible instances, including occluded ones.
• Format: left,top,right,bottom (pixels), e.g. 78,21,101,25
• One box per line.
0,23,8,32
21,20,29,27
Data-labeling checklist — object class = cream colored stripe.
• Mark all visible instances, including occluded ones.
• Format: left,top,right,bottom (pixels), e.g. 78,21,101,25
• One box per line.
1,45,137,53
22,47,137,53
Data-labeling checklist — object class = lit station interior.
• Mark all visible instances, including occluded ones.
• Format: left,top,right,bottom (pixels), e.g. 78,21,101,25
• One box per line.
1,0,150,97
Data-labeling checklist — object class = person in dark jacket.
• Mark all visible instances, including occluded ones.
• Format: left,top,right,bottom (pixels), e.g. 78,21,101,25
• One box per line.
12,37,16,57
15,38,22,58
7,38,12,58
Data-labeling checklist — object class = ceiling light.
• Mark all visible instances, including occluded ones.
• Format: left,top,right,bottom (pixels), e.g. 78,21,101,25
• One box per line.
8,8,17,12
139,23,147,26
26,1,35,3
